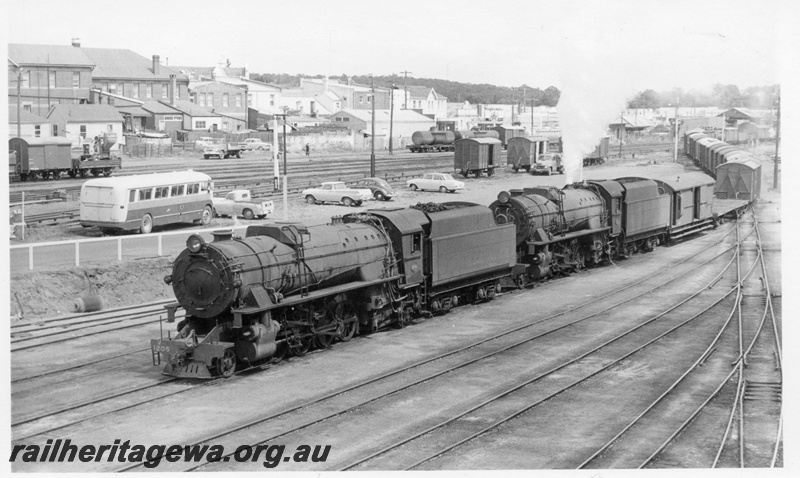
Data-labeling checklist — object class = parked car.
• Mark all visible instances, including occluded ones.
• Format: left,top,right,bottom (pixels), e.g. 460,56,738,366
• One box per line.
195,137,215,149
406,173,465,193
354,177,394,201
301,181,372,207
241,138,272,151
212,189,274,219
532,153,564,175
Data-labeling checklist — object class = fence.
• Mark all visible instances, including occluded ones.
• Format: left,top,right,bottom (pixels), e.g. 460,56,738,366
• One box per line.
10,226,249,272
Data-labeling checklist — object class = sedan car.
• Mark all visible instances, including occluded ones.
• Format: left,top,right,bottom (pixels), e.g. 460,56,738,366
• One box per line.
354,177,394,201
406,173,465,193
302,181,373,207
241,138,272,151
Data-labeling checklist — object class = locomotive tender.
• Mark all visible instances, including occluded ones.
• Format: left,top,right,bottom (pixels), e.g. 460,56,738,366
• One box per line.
152,171,734,379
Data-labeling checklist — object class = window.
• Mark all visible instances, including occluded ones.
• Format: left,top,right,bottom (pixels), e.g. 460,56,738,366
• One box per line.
119,83,124,94
199,93,206,107
34,125,41,137
22,71,30,88
80,125,87,138
73,72,80,89
367,95,372,104
321,184,332,190
139,188,153,201
52,124,58,136
109,83,118,94
170,185,185,196
187,183,200,194
49,71,56,88
133,83,139,98
412,233,421,253
207,93,214,106
247,94,252,106
154,186,169,199
190,93,196,104
162,83,168,98
195,121,206,129
146,84,152,98
270,94,275,106
222,93,229,107
359,95,364,104
107,124,114,132
236,93,242,107
128,190,136,203
22,104,32,112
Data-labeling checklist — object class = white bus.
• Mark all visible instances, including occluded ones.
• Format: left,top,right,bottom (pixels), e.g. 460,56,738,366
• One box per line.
80,170,214,233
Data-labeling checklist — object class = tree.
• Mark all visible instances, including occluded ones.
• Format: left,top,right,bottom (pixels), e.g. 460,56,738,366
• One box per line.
541,86,560,107
628,89,660,109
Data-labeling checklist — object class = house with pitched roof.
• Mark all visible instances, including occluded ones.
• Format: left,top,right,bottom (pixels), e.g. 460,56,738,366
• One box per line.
45,104,124,149
405,86,447,119
330,109,435,138
8,107,52,138
8,42,95,118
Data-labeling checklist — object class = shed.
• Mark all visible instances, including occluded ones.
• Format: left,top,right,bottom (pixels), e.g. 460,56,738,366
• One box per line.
454,137,502,178
506,136,549,172
715,157,761,200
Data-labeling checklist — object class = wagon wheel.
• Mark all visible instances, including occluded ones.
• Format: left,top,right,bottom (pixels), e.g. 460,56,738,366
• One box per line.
19,173,28,182
79,169,88,178
313,308,337,349
103,168,112,177
287,329,312,356
213,348,237,378
40,171,50,180
335,301,359,342
487,168,494,177
512,165,519,172
91,168,101,177
52,170,61,180
67,170,76,178
236,150,243,158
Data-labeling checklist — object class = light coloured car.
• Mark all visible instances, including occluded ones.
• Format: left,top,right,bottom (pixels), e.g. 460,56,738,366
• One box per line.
212,189,274,219
195,137,215,149
406,173,465,193
302,181,372,207
241,138,272,151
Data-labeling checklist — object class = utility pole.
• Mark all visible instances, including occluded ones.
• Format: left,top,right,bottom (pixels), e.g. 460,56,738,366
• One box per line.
275,113,289,219
389,83,395,155
370,75,376,176
774,94,780,189
673,101,679,163
399,70,412,109
17,67,23,138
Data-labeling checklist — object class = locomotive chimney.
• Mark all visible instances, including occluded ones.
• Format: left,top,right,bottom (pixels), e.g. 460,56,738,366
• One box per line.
71,38,81,47
152,55,160,75
331,215,343,225
212,229,234,242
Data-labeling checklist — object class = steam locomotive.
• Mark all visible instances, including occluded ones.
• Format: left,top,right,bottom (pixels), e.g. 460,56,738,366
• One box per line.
152,171,741,379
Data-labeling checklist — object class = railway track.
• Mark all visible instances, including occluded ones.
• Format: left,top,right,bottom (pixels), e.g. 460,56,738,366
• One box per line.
107,220,748,472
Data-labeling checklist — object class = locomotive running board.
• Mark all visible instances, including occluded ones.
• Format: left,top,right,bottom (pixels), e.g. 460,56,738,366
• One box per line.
527,226,610,246
233,275,405,316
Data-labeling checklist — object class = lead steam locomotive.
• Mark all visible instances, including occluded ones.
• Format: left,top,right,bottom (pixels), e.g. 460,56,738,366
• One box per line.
152,172,741,379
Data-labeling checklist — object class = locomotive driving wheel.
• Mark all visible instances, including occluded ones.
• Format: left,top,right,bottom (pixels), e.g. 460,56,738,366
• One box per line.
313,308,337,349
335,301,359,342
287,328,312,356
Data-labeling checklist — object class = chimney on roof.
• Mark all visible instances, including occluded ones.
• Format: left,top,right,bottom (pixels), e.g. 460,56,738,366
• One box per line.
323,76,329,91
170,74,177,107
347,76,352,86
71,38,81,47
152,55,160,75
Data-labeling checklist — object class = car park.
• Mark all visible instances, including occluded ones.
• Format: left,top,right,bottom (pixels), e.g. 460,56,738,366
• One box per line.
354,177,394,201
406,173,465,193
212,189,274,219
302,181,372,207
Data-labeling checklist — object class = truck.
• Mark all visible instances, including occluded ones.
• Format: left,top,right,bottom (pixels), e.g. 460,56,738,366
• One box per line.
212,189,275,219
203,139,246,159
532,153,564,175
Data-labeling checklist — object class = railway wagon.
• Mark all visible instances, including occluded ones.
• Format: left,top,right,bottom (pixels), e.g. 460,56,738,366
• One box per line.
9,133,122,181
492,125,527,148
454,137,502,177
584,136,610,166
506,136,549,172
152,202,521,378
715,156,761,200
408,131,457,153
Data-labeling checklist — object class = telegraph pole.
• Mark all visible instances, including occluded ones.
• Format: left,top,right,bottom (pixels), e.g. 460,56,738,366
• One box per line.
774,94,780,189
17,68,23,138
370,76,376,176
673,101,679,163
389,83,395,155
274,113,289,219
399,70,412,109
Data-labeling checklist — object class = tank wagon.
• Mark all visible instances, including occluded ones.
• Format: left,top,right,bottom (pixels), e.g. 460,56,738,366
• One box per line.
407,129,499,153
9,133,122,181
152,203,520,378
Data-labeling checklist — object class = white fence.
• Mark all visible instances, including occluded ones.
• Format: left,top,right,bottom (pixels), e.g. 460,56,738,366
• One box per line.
10,225,250,272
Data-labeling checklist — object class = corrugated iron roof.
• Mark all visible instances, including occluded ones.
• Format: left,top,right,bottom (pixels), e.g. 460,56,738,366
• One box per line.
46,104,124,123
116,106,151,117
80,47,187,81
166,100,219,117
8,43,94,67
333,109,435,123
144,100,182,114
8,107,50,124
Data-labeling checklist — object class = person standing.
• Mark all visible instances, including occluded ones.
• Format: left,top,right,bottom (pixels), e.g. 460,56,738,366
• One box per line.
304,143,310,157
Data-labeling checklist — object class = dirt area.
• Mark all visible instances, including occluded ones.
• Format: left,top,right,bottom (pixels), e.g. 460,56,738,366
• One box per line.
8,145,779,321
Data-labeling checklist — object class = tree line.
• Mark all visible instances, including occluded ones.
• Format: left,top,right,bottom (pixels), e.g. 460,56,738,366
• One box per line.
249,72,777,110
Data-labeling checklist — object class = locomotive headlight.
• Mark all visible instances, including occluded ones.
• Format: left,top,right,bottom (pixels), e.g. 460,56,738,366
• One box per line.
497,191,511,204
187,234,205,253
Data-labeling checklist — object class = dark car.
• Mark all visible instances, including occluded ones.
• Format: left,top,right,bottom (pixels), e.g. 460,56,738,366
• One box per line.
354,177,394,201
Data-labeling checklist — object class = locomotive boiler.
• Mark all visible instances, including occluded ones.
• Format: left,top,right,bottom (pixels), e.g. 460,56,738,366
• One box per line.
154,221,397,378
490,185,609,279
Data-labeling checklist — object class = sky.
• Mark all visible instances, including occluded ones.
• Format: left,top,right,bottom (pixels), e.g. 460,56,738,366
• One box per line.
4,0,795,93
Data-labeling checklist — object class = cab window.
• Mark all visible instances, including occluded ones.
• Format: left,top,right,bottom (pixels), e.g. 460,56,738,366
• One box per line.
411,233,422,253
128,190,136,202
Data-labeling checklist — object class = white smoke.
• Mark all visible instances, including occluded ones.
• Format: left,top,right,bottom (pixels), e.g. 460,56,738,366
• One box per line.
557,12,639,184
